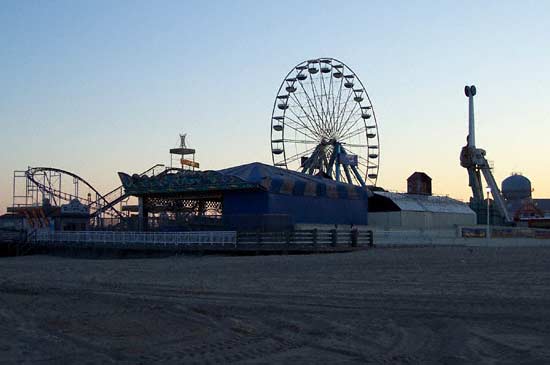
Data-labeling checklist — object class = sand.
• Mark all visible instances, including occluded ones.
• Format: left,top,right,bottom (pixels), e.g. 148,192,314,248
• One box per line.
0,247,549,364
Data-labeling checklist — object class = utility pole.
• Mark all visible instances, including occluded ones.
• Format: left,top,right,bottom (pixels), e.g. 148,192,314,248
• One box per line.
486,187,491,239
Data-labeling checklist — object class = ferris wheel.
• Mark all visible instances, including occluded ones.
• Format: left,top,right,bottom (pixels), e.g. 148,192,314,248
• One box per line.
270,57,380,187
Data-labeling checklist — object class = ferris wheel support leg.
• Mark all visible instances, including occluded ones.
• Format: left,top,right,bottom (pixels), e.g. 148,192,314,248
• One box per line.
301,145,322,174
350,165,367,188
335,144,342,182
343,165,354,185
326,151,337,179
306,152,320,175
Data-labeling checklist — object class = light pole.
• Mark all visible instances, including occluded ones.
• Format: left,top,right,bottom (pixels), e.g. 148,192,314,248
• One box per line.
486,187,491,239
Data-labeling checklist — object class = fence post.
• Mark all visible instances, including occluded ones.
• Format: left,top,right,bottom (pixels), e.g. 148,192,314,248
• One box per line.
331,229,337,247
367,230,374,248
351,228,358,247
256,231,262,244
312,229,317,245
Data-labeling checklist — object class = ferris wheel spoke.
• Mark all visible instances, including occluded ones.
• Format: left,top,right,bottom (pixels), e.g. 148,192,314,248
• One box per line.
285,100,322,137
308,77,329,135
289,89,324,136
284,123,319,142
325,70,336,134
338,90,358,132
297,78,326,134
334,85,352,131
334,86,355,134
294,79,320,126
282,115,310,131
285,110,318,135
339,126,367,142
358,155,375,164
356,159,369,170
319,69,335,135
338,99,361,134
278,139,320,145
291,79,321,132
357,155,378,170
283,117,320,139
311,72,330,134
284,145,318,164
342,143,369,148
335,102,359,138
332,73,345,135
337,109,363,138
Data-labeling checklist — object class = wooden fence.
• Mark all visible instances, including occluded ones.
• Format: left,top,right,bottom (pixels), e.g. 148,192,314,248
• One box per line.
237,229,373,250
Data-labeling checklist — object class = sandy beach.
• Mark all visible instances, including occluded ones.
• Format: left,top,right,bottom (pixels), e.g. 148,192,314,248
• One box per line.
0,247,549,364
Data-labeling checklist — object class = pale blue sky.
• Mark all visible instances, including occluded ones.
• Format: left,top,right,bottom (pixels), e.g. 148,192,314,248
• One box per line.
1,1,549,211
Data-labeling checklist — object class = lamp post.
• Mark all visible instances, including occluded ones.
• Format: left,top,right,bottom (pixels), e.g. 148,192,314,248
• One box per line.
486,187,491,239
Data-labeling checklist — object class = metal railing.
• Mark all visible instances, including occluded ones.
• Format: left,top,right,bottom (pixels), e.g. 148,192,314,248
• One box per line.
33,230,237,248
29,229,372,251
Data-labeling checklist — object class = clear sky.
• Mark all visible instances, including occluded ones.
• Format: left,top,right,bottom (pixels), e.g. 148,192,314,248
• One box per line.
1,1,549,212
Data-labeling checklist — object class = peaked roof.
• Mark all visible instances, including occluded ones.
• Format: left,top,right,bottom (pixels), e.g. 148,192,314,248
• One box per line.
219,162,368,200
407,171,432,181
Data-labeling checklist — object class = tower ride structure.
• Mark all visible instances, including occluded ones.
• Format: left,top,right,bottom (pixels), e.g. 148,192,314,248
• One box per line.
460,85,512,223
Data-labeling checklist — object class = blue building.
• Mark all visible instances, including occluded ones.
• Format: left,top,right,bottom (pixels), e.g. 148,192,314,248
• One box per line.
118,162,369,231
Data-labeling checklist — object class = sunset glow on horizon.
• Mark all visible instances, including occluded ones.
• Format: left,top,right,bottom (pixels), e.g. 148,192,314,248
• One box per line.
1,1,549,212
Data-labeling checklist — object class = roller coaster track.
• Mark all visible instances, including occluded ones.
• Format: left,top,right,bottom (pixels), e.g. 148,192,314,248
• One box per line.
25,164,166,219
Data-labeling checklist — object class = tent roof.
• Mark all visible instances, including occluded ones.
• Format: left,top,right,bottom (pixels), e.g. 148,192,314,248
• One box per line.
219,162,368,200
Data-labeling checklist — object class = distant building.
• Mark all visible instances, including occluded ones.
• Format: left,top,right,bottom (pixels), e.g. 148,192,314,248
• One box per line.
368,172,475,229
6,198,90,231
407,172,432,195
501,174,550,228
368,191,475,229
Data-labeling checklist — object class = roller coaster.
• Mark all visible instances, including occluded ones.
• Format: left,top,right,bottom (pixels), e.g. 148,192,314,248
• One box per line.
11,164,166,221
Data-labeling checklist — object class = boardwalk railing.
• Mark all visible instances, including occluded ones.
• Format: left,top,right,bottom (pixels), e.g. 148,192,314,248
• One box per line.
33,231,237,249
29,229,373,252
